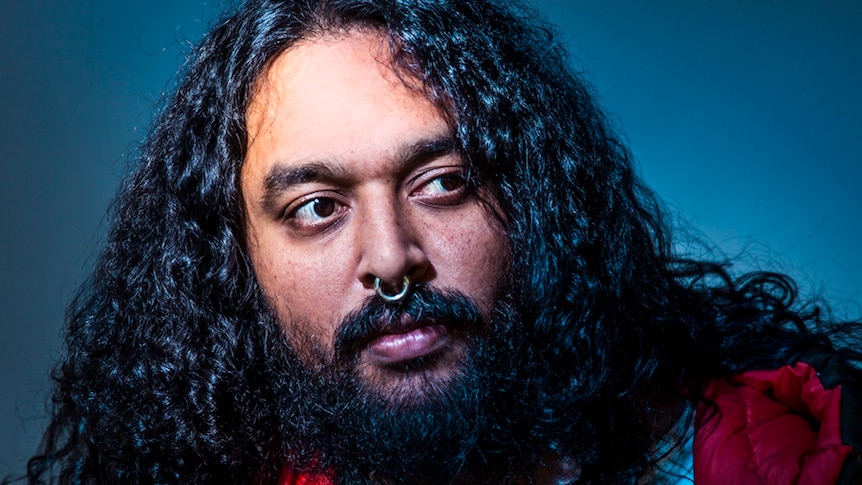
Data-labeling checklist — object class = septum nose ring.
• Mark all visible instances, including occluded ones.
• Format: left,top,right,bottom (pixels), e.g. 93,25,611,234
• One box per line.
374,276,412,303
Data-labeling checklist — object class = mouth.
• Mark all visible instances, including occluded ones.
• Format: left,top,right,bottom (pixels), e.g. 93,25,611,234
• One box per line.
363,317,451,366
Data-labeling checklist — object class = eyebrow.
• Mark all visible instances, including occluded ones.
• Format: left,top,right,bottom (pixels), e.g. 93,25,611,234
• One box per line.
394,133,455,170
258,133,456,214
261,162,341,213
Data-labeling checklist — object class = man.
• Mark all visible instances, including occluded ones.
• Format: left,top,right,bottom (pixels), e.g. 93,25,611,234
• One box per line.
17,0,861,483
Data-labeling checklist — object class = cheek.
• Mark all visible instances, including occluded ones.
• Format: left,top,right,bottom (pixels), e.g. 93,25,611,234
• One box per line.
431,214,511,312
248,232,353,338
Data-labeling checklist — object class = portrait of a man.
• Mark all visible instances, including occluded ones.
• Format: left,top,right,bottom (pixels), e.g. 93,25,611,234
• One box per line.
2,1,860,483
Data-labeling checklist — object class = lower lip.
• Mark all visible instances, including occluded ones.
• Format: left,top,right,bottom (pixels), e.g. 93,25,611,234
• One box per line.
366,325,450,364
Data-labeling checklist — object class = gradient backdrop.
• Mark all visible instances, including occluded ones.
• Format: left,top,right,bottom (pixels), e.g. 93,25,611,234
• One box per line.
2,0,860,474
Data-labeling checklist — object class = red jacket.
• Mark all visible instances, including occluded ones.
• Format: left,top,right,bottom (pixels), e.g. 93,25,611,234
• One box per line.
695,350,861,484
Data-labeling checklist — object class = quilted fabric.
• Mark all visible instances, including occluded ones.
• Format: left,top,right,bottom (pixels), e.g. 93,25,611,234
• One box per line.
278,465,335,485
694,362,853,484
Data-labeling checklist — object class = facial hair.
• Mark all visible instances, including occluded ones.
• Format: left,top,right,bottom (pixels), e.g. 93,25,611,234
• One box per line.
261,286,542,484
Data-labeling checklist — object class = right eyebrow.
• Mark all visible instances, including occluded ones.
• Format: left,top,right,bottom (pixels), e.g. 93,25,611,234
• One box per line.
260,162,345,214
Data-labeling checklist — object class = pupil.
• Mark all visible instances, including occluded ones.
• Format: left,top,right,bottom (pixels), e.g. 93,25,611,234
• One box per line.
313,199,334,217
440,175,462,191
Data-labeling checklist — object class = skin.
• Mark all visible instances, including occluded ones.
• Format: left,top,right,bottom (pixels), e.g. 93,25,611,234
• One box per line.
241,31,511,399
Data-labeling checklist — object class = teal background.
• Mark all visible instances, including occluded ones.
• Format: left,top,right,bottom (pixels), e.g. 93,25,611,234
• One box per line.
2,0,860,474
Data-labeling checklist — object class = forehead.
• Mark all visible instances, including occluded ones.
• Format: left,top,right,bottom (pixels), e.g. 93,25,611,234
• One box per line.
248,31,396,118
244,31,447,169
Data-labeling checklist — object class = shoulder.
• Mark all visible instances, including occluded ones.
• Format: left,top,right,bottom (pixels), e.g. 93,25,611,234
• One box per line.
694,349,862,484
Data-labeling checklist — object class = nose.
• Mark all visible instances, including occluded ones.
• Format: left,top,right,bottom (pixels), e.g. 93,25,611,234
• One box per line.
355,197,430,293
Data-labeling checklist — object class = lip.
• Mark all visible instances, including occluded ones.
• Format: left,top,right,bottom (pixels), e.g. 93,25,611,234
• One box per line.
365,324,450,365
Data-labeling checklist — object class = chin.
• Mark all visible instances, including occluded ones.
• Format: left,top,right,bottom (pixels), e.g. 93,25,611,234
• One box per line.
354,340,471,410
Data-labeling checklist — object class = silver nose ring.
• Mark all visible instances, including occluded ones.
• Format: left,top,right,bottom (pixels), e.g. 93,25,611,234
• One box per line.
374,276,412,303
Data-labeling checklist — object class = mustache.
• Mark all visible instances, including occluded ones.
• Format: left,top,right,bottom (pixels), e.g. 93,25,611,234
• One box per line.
333,286,484,363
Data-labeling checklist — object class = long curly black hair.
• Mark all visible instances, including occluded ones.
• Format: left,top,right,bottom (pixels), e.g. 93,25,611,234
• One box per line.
15,0,861,483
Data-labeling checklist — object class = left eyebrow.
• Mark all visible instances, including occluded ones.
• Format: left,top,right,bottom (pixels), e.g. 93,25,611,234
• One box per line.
394,133,457,173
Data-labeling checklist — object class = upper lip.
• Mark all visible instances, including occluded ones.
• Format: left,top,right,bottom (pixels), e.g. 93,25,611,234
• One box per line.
376,312,423,336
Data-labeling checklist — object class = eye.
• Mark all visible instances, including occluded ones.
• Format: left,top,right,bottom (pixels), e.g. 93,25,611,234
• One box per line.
413,170,469,206
286,196,347,233
429,174,465,192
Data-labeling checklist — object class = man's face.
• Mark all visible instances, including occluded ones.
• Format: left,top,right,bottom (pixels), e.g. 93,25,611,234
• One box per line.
242,31,510,404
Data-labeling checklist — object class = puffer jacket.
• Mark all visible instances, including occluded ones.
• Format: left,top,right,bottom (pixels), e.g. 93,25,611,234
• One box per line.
695,350,861,484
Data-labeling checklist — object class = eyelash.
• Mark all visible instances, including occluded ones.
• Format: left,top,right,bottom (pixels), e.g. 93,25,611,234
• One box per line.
410,169,469,206
282,169,470,234
283,193,348,233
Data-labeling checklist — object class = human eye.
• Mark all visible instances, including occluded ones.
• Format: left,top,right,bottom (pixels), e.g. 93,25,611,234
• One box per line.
411,168,469,206
285,196,347,233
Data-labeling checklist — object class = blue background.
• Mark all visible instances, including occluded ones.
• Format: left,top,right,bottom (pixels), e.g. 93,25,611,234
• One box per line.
2,0,860,474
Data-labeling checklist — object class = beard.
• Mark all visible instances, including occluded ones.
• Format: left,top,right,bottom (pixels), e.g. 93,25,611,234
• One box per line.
259,286,543,484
